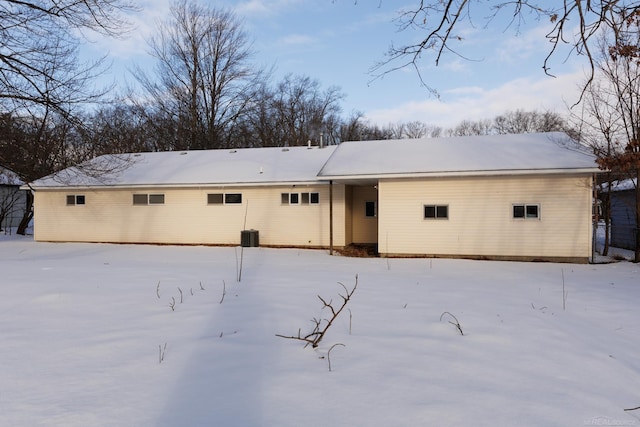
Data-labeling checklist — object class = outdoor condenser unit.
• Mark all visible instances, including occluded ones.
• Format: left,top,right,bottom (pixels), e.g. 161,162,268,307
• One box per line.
241,229,259,247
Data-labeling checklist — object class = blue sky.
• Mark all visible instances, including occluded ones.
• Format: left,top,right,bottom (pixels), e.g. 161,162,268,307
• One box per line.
85,0,590,128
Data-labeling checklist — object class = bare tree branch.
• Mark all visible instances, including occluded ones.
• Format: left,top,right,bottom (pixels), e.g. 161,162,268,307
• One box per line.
370,1,640,99
277,275,358,348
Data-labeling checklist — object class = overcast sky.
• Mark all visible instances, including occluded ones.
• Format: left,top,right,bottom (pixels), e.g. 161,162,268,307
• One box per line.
83,0,591,128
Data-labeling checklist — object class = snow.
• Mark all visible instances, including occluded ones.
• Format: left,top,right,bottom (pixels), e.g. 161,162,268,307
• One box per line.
602,178,638,192
319,132,599,178
29,132,599,189
1,234,639,427
0,166,23,186
29,145,337,188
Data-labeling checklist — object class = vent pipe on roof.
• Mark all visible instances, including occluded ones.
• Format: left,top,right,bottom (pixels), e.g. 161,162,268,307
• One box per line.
320,132,324,149
307,139,311,149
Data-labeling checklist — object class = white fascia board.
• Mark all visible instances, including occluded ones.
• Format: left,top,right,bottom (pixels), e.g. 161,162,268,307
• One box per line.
28,180,333,191
320,168,601,181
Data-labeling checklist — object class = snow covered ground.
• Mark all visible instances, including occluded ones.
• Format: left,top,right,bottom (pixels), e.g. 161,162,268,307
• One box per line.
1,233,639,427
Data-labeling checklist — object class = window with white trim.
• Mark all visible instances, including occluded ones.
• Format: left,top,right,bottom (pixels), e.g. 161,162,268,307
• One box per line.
66,195,85,205
424,204,448,220
281,192,319,205
133,194,165,205
207,193,242,204
513,204,540,219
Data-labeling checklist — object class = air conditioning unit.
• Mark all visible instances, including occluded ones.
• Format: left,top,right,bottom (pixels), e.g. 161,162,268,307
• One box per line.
241,229,259,247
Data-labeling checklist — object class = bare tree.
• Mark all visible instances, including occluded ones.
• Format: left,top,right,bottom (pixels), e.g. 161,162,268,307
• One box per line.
0,167,24,232
447,118,493,136
587,11,640,262
338,115,397,142
271,74,344,147
494,110,566,134
238,74,344,147
569,79,625,256
83,104,161,154
445,109,566,136
371,1,638,97
0,0,136,114
133,0,263,150
405,120,441,138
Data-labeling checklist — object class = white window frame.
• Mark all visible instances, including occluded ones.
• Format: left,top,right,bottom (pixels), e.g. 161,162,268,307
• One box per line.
512,203,540,220
66,195,85,206
133,194,165,205
207,193,243,205
424,204,449,220
282,192,320,205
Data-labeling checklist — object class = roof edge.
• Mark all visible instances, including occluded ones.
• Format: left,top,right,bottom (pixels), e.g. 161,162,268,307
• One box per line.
27,180,334,191
319,168,602,181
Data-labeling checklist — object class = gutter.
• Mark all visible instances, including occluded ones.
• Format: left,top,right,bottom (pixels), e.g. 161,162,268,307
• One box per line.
26,180,335,191
318,168,601,182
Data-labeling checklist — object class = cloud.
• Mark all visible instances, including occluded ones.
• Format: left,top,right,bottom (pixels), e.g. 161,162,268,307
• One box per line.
493,24,553,64
364,69,585,128
80,0,173,59
278,33,317,46
234,0,302,17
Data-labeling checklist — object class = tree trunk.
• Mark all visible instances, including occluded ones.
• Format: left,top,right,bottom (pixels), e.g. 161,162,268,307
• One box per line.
17,191,33,235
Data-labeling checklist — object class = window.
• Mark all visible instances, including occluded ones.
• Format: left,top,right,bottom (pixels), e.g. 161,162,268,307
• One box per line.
424,204,448,219
133,194,165,205
207,193,242,204
66,195,85,205
149,194,165,205
208,193,224,204
282,192,311,205
133,194,148,205
224,193,242,204
301,192,320,204
365,201,376,217
513,204,540,219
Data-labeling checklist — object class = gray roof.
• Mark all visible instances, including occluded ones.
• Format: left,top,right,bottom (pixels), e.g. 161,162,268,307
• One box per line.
29,132,599,189
30,145,337,189
318,132,599,180
0,166,23,186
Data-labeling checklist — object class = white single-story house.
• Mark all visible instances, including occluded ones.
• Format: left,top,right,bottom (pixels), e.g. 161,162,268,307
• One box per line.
1,166,27,231
27,132,600,262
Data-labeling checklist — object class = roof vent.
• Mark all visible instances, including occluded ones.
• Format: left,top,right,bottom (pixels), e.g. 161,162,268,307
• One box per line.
282,148,289,152
230,150,237,153
133,154,142,157
180,152,188,155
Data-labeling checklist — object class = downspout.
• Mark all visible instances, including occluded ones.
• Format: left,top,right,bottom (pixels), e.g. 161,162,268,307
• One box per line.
329,180,333,255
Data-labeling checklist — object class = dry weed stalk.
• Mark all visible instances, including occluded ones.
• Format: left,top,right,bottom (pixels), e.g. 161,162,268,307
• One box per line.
327,343,345,372
440,311,464,336
276,275,358,348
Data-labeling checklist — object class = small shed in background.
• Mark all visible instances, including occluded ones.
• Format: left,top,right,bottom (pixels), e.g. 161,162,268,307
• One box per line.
609,179,637,250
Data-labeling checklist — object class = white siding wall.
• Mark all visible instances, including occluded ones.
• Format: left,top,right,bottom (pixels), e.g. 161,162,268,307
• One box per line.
34,184,347,247
350,185,378,244
378,175,593,260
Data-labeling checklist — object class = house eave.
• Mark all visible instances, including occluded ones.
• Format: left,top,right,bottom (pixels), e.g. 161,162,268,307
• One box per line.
319,167,601,182
27,179,333,191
